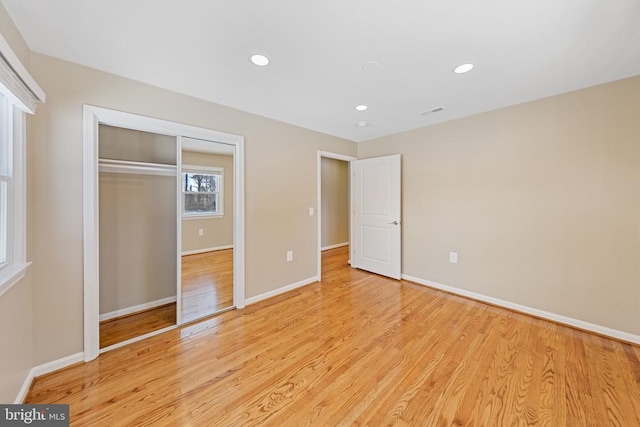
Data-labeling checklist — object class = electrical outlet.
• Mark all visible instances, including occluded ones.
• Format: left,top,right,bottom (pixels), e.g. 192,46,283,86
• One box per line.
286,250,293,262
449,252,458,263
198,228,204,236
308,207,314,216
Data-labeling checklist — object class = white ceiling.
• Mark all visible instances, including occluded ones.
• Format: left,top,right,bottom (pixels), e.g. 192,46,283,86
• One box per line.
3,0,640,142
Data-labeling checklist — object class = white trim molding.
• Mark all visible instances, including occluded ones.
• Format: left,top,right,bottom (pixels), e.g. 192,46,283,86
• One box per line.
15,352,84,404
245,276,319,306
182,245,233,256
83,105,246,361
0,34,45,114
0,262,30,297
321,242,349,251
99,296,177,321
402,274,640,345
181,214,224,221
0,83,31,297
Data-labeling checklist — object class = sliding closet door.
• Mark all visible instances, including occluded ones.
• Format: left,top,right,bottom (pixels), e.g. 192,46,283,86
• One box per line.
179,137,235,324
97,125,177,349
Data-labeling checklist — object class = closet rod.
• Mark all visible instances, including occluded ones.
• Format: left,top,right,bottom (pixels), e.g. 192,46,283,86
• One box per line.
98,158,177,176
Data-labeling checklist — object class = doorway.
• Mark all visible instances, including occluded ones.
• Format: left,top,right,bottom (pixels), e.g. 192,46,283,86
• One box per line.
316,151,357,279
83,105,245,361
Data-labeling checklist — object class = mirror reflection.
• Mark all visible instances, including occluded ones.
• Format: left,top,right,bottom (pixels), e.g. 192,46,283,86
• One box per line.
180,138,234,323
97,125,177,349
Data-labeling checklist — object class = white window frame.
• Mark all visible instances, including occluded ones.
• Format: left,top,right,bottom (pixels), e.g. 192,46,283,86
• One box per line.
0,34,45,296
181,165,224,219
0,90,29,295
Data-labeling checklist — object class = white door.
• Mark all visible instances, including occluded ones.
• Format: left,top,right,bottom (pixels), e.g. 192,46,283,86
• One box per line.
351,154,401,279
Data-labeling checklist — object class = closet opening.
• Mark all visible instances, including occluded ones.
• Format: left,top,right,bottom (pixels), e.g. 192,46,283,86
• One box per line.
83,105,245,361
98,125,178,349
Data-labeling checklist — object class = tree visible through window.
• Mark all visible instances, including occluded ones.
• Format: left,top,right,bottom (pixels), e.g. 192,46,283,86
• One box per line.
182,171,222,215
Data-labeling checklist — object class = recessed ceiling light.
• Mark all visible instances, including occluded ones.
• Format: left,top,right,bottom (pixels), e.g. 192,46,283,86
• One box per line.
362,61,380,73
357,121,369,128
453,63,474,74
355,105,368,111
250,54,270,66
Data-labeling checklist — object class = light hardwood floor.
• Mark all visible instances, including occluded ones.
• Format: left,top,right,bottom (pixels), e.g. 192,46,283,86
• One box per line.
182,249,233,323
99,303,176,348
99,250,233,347
28,246,640,425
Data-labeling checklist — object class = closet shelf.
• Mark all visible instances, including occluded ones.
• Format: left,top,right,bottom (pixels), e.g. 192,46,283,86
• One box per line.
98,158,177,176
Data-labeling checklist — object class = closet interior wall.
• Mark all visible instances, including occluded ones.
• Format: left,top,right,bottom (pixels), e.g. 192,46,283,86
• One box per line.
97,125,177,321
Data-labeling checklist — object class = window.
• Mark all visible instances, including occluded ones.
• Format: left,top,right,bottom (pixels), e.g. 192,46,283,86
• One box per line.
0,34,45,295
182,167,224,217
0,90,29,294
0,94,10,268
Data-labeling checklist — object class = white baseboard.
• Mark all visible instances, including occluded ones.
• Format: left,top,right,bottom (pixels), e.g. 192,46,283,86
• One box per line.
14,369,34,404
99,296,177,321
402,274,640,345
321,242,349,251
182,245,233,256
245,276,319,306
15,352,84,403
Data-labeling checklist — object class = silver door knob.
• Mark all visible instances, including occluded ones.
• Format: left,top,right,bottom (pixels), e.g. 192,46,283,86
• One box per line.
389,220,399,225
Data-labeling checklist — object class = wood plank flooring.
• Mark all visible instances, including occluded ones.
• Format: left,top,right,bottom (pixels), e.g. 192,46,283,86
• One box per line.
99,249,233,347
99,303,176,348
28,246,640,426
182,249,233,323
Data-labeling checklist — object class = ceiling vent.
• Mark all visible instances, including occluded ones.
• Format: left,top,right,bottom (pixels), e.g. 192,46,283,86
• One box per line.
419,107,444,116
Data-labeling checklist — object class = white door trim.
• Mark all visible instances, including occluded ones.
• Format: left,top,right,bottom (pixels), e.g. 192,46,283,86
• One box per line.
316,150,357,280
176,137,183,324
83,105,245,362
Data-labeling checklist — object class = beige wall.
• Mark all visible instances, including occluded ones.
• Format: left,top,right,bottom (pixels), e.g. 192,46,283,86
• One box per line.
321,157,349,248
182,151,234,252
99,125,176,165
27,52,356,365
0,271,33,403
99,173,177,314
358,75,640,336
0,3,29,66
98,125,177,314
0,3,33,403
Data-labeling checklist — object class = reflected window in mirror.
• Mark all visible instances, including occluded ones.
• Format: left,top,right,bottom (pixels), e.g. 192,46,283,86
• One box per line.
182,165,224,217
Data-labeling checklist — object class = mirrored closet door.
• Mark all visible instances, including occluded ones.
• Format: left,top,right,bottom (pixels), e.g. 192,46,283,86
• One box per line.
179,138,235,323
83,105,245,360
98,125,178,349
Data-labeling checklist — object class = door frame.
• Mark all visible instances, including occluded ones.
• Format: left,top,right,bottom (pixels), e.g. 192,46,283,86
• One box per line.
316,150,357,280
83,105,245,361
